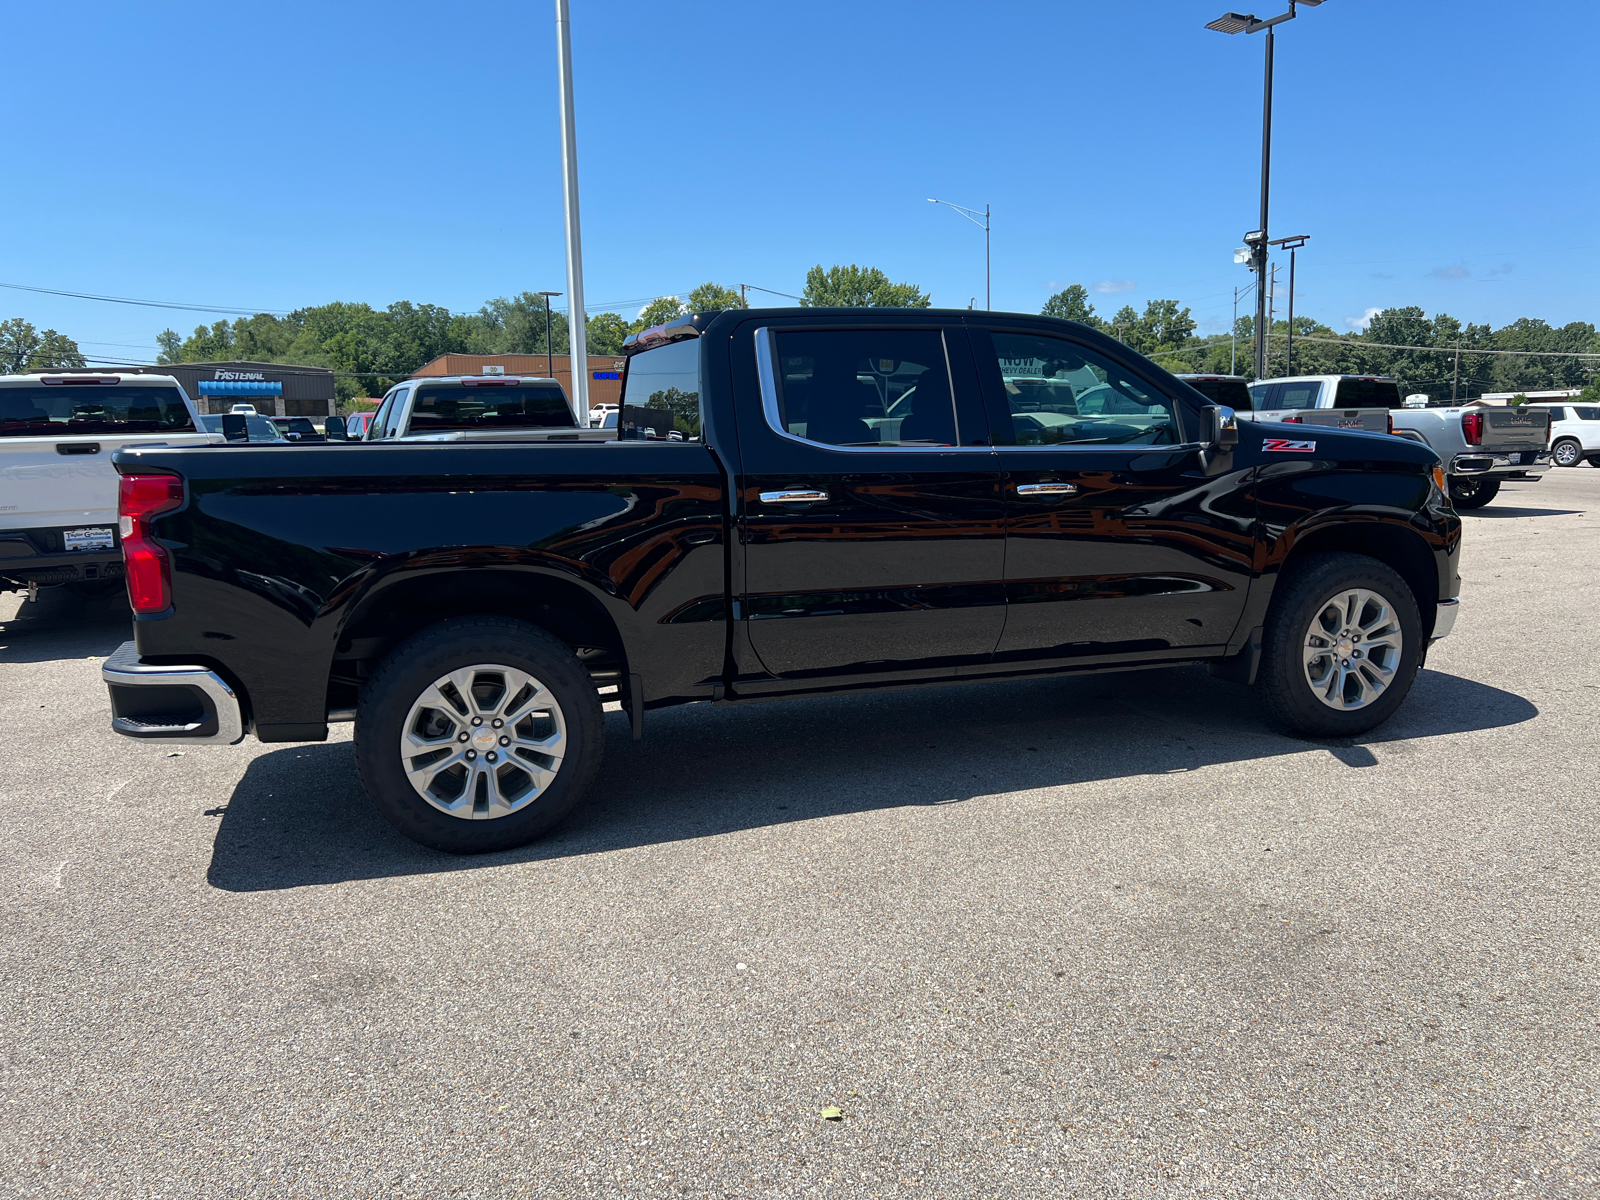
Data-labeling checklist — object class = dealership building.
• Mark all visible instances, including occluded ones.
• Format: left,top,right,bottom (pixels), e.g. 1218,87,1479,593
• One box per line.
137,361,337,417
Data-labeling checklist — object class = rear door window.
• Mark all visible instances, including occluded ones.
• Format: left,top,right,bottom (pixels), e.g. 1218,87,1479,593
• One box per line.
1574,406,1600,421
771,329,958,447
1278,381,1322,408
406,382,571,433
0,383,195,436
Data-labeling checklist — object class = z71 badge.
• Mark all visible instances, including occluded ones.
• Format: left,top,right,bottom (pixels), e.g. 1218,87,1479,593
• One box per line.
1262,438,1317,452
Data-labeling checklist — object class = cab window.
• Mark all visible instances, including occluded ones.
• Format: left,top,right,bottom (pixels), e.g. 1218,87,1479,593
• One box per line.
770,329,956,447
987,332,1175,446
623,338,703,438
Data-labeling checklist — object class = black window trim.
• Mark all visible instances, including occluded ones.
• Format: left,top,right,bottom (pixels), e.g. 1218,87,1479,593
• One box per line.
752,324,966,453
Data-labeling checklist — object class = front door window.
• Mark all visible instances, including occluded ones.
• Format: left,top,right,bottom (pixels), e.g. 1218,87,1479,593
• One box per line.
991,333,1177,446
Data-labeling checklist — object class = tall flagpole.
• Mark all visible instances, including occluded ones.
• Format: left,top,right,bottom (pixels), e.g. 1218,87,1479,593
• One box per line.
555,0,589,417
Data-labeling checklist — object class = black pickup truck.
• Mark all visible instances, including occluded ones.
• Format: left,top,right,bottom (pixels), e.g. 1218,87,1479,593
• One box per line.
104,309,1461,852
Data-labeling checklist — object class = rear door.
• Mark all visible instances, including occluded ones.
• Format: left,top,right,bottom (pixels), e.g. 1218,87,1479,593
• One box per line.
970,323,1256,666
733,320,1006,682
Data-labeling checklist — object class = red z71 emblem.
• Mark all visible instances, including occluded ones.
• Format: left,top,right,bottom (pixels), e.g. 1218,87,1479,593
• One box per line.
1262,438,1317,452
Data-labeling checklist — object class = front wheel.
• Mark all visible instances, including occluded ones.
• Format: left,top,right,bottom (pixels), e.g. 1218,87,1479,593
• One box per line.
1257,552,1423,738
1552,438,1584,468
1448,476,1500,509
354,617,604,853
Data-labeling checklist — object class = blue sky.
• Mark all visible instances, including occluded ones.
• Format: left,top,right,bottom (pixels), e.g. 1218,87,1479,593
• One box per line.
2,0,1594,363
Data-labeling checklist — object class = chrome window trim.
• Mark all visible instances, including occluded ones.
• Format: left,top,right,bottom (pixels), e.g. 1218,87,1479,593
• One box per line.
752,326,968,453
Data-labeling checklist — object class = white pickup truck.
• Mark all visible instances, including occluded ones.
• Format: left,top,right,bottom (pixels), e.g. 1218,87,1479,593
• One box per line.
1244,374,1550,509
0,372,216,598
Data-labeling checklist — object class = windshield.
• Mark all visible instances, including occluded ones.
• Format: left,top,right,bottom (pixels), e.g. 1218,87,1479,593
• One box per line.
407,382,574,432
0,384,195,437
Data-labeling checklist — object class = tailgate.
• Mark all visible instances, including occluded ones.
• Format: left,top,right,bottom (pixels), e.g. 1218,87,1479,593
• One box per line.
0,433,214,531
1291,408,1390,434
1482,407,1549,452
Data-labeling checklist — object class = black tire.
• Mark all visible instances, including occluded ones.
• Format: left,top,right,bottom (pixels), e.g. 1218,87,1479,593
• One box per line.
354,617,604,853
1257,552,1424,738
1447,476,1500,509
1588,455,1600,469
1552,438,1584,468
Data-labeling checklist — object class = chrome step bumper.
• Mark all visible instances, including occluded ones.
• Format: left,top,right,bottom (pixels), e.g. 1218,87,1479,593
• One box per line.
1450,450,1550,477
102,640,245,745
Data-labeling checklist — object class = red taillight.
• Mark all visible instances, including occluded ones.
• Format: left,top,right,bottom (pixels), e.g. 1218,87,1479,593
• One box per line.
1461,411,1484,445
1282,415,1302,423
118,473,184,614
1387,412,1394,435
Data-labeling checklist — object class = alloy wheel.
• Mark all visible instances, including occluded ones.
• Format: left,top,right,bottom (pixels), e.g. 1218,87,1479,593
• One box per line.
1302,588,1405,711
1554,440,1582,467
398,664,567,819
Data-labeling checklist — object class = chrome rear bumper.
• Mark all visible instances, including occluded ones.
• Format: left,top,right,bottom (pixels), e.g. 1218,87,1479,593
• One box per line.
102,640,245,745
1450,450,1550,477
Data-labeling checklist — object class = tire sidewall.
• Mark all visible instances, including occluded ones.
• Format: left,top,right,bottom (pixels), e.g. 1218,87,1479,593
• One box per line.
1259,555,1424,738
354,619,604,853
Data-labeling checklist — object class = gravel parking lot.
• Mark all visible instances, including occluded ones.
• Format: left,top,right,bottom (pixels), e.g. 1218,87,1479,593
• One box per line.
3,469,1597,1198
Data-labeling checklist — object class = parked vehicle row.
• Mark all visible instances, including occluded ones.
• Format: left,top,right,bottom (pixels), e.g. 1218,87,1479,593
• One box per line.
102,309,1460,855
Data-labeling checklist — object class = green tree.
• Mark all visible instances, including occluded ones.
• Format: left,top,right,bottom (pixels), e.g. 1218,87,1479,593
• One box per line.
630,296,688,333
801,264,930,308
586,312,629,355
687,282,746,312
0,318,86,372
155,328,183,364
1041,284,1096,325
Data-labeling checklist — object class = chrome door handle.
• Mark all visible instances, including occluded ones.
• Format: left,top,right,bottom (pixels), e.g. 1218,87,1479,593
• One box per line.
759,489,829,504
1015,482,1078,495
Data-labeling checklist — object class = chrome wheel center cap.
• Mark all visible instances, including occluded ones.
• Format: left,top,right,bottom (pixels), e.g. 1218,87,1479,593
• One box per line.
470,726,499,752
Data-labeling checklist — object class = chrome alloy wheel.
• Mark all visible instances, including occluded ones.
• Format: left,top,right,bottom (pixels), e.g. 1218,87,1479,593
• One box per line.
1553,439,1583,467
1302,588,1404,711
398,664,567,820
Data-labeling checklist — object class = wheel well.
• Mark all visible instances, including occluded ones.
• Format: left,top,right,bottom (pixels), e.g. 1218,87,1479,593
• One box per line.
328,569,625,706
1282,523,1440,634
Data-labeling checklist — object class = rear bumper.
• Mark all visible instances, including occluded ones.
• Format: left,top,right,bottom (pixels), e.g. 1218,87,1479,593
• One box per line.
1450,450,1550,478
102,640,245,746
0,545,123,589
1431,598,1460,642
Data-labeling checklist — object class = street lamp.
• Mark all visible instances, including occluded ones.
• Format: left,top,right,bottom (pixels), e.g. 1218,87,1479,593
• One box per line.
928,198,990,310
538,291,563,379
1206,0,1325,379
1268,234,1308,374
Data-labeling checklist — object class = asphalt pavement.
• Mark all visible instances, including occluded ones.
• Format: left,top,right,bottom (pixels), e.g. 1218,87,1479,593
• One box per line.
3,469,1597,1198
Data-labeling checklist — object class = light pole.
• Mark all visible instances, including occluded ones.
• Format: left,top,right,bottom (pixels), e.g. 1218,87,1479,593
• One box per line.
1269,234,1308,374
538,291,562,379
554,0,589,417
927,198,990,310
1206,0,1324,379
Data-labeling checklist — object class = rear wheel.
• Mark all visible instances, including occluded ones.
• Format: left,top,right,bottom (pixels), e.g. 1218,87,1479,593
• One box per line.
1447,476,1500,509
354,617,603,853
1257,552,1423,738
1552,438,1584,467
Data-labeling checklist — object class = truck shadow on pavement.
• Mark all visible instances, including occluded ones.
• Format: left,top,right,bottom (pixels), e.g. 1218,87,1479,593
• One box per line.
0,587,132,664
1462,506,1585,519
206,664,1538,893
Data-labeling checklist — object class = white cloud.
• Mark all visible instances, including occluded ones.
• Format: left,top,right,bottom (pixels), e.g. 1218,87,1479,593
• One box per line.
1345,307,1381,331
1093,280,1136,294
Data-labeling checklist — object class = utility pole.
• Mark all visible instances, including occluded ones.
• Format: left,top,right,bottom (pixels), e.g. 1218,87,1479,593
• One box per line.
1452,337,1462,403
739,283,747,308
538,291,562,380
555,0,589,418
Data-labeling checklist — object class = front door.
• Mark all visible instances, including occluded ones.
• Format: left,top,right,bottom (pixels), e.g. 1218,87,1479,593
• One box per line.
970,324,1256,669
733,321,1006,683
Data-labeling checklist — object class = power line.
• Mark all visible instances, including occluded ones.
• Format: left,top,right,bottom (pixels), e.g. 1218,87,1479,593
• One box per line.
0,280,291,317
1143,336,1599,361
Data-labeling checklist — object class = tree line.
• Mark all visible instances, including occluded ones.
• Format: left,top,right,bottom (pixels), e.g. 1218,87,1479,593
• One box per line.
1041,283,1599,400
3,261,1592,404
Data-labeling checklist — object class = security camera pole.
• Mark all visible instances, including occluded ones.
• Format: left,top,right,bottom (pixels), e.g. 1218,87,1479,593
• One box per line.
1206,1,1324,379
555,0,589,416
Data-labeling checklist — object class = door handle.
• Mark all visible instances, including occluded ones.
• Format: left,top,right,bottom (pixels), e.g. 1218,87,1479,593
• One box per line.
1015,482,1078,495
759,489,829,504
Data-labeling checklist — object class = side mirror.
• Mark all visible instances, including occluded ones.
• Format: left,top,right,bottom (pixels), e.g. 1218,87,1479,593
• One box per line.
221,413,248,443
324,415,348,441
1201,404,1239,450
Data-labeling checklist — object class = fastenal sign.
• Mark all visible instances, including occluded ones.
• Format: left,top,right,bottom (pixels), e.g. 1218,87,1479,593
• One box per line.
213,369,267,382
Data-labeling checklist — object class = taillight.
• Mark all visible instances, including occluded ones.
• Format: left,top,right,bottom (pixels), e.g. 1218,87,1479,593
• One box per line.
1387,413,1394,435
118,474,184,614
1282,415,1303,423
1461,411,1483,445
